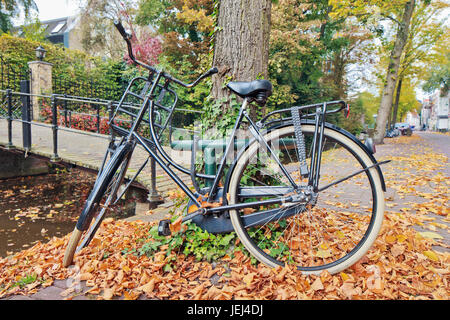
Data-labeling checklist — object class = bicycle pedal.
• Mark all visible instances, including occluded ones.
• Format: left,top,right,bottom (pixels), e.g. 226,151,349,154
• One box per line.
158,219,171,236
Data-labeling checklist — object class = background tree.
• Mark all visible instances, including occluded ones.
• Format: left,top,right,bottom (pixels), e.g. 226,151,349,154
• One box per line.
18,16,47,42
388,0,448,127
269,0,327,107
0,0,37,33
268,0,376,135
136,0,214,69
421,27,450,95
77,0,136,60
330,0,417,144
371,0,416,144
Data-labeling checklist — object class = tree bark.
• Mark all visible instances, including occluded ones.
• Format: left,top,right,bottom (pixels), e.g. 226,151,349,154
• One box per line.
373,0,415,144
211,0,272,114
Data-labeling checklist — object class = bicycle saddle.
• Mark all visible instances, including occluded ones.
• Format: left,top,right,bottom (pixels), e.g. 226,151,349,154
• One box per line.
227,80,272,105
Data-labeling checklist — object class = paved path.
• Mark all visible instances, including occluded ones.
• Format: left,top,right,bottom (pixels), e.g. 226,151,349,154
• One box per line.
0,119,193,220
1,130,448,300
419,132,450,175
412,132,450,252
375,131,449,254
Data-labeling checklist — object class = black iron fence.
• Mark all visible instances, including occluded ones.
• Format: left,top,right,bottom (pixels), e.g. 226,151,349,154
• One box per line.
0,56,209,209
52,74,125,102
0,85,116,157
0,55,31,92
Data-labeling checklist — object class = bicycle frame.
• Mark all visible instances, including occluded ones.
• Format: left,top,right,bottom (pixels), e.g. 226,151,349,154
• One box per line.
63,20,389,271
108,20,365,218
108,68,352,217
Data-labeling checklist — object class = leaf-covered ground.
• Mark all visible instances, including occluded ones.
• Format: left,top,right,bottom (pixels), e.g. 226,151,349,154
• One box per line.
0,133,448,300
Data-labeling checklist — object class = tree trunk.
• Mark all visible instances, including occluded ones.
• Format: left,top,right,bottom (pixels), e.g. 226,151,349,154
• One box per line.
392,78,403,126
373,0,415,144
211,0,272,115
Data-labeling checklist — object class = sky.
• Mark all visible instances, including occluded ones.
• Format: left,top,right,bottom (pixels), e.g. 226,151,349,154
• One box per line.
13,0,81,25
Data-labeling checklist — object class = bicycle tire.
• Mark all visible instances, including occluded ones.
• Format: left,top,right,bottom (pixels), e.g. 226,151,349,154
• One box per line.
228,124,385,275
63,142,133,267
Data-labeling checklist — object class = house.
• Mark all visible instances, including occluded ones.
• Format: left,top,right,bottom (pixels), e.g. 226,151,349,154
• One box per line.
405,111,420,129
422,90,449,131
435,91,449,131
42,16,83,50
15,16,83,51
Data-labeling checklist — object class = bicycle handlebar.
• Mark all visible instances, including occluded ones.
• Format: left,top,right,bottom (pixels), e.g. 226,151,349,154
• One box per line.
113,20,217,88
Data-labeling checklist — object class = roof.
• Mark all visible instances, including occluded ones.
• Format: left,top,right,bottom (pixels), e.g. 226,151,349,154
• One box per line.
40,16,78,37
14,16,78,37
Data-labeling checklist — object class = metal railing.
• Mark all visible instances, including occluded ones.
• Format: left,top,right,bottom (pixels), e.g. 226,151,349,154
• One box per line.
1,87,116,159
0,83,206,204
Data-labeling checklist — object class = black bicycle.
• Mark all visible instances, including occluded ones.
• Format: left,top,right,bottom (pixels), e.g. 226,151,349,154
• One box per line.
63,21,388,275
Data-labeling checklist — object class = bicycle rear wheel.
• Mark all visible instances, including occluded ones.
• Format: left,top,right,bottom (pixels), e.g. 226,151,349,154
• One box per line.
228,124,385,275
63,142,133,267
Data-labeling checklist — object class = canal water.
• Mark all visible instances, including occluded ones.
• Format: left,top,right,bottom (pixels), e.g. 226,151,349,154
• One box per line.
0,168,98,257
0,166,138,258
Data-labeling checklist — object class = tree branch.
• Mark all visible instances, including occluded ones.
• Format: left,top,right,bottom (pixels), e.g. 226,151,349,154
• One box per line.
380,13,402,26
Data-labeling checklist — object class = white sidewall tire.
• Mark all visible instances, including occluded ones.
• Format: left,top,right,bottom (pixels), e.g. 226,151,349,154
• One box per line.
228,124,385,275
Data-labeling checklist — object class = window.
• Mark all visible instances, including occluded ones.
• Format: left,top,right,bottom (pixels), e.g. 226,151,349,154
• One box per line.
51,22,65,34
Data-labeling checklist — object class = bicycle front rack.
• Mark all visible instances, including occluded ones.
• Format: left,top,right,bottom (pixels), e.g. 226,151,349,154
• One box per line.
109,75,178,144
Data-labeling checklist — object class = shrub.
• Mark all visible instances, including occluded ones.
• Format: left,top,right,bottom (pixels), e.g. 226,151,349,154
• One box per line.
0,34,125,100
39,103,132,135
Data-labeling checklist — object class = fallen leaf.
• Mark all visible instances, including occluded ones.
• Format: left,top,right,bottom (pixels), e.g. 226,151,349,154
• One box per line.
169,216,183,234
418,232,444,240
311,277,324,291
102,288,114,300
423,250,439,262
138,278,156,295
391,244,405,257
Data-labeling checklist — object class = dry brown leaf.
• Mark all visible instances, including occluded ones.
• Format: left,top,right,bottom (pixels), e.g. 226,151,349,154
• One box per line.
138,278,156,295
311,277,324,291
391,244,405,257
102,288,114,300
169,216,183,234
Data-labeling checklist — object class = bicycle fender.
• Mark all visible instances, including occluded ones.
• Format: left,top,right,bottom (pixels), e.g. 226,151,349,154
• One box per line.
76,142,133,231
223,121,386,196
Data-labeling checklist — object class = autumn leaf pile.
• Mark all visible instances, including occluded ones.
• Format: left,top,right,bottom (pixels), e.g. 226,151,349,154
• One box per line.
0,134,448,300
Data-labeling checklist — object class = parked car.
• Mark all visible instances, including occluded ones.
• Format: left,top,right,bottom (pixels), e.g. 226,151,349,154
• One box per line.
395,123,412,136
385,124,400,138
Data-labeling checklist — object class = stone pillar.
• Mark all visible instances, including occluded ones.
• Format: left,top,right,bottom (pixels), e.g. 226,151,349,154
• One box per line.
28,61,53,120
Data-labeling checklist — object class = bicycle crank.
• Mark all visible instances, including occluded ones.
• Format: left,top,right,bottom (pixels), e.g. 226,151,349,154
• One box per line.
158,208,206,236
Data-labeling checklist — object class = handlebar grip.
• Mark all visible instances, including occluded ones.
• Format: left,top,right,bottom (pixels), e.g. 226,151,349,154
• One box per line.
208,67,218,76
198,67,218,81
113,20,131,40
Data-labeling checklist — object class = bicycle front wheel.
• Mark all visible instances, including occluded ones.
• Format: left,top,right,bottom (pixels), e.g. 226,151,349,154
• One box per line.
63,142,133,267
228,124,385,275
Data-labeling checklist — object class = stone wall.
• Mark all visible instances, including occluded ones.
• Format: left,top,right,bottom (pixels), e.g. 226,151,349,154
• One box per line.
0,148,49,179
